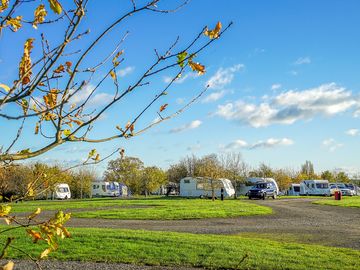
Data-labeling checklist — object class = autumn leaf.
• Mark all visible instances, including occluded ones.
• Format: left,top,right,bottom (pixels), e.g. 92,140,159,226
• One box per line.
110,70,116,81
125,121,134,133
1,261,14,270
65,61,72,68
204,21,222,39
34,122,39,135
28,207,41,220
33,4,47,29
43,89,58,108
0,83,10,92
94,154,100,162
18,148,31,155
21,98,29,114
48,0,62,14
177,51,188,68
0,0,9,13
112,50,124,67
72,119,83,126
159,103,168,112
188,61,205,75
40,247,52,258
19,38,34,85
0,205,11,217
53,64,65,73
6,16,22,32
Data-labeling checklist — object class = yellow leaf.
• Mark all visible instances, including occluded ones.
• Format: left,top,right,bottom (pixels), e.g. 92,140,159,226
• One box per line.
112,50,124,67
1,261,14,270
63,129,71,136
34,123,39,135
204,21,222,39
177,51,188,68
19,38,35,85
6,16,22,32
0,83,10,92
28,207,41,220
159,103,168,112
110,70,116,80
188,61,205,75
33,4,47,29
94,154,100,162
0,205,11,217
40,248,52,259
48,0,62,14
18,148,31,155
53,64,65,73
0,0,9,13
88,149,96,158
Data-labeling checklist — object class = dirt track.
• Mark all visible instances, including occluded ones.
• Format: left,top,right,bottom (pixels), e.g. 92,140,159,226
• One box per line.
65,198,360,249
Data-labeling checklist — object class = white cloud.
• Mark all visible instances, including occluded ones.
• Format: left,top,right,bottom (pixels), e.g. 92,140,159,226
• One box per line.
250,138,293,149
322,138,343,152
206,64,244,89
294,56,311,65
271,84,282,91
345,129,359,136
117,66,135,77
163,73,197,84
176,98,185,105
215,83,360,128
70,84,113,107
170,120,202,133
289,70,298,76
223,138,293,151
202,90,226,103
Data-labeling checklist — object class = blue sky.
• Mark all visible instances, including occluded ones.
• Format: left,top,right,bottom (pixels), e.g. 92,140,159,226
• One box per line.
1,0,360,176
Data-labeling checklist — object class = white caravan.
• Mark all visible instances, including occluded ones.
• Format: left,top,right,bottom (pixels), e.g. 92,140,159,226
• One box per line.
238,177,279,196
299,180,330,196
179,177,235,198
287,184,300,196
92,181,120,197
52,183,71,199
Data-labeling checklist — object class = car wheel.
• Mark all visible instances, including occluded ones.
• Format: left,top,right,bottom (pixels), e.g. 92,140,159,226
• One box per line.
248,196,252,200
272,193,277,200
262,194,266,200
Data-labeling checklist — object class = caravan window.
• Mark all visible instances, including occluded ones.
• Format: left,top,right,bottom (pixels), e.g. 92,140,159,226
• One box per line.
196,183,204,190
311,183,315,188
184,179,190,184
58,187,69,192
316,183,328,189
102,185,106,192
293,186,300,192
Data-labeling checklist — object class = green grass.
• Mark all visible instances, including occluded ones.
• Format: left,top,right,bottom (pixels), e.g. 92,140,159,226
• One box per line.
6,197,272,220
72,199,271,220
2,227,359,269
313,196,360,208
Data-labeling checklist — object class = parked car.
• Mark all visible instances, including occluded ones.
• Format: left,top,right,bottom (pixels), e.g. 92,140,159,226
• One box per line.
248,182,277,200
329,183,353,196
345,184,359,196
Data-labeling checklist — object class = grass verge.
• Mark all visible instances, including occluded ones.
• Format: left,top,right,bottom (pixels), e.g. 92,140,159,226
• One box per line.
8,198,272,220
1,228,359,270
313,196,360,208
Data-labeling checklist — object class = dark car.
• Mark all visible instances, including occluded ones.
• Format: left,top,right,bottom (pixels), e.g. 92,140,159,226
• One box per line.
248,182,277,200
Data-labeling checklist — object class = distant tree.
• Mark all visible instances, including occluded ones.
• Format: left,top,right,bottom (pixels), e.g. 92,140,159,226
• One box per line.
301,161,315,176
142,166,167,196
104,157,144,194
321,170,335,182
273,169,292,191
70,168,96,199
335,171,350,183
167,163,188,183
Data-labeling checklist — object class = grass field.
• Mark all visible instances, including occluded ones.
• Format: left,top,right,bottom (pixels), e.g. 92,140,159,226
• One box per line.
8,197,272,220
1,227,359,270
313,196,360,208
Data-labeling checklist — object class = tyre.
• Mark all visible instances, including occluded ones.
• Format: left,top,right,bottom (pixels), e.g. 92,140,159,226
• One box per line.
262,193,266,200
248,196,252,200
272,193,277,200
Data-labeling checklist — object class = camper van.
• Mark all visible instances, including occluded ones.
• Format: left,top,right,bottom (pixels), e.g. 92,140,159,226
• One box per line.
92,181,120,197
179,177,235,198
238,177,279,196
299,180,330,196
287,183,300,196
52,183,71,200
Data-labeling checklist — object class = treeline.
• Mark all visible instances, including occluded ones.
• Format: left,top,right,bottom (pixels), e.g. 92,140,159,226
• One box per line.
166,154,351,190
0,163,95,200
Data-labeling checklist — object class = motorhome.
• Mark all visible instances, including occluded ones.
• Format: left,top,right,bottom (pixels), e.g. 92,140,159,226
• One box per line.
287,183,300,196
299,180,330,196
51,183,71,200
238,177,279,196
179,177,235,198
91,181,120,197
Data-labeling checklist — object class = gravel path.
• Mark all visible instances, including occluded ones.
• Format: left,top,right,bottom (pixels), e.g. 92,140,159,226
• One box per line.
65,198,360,249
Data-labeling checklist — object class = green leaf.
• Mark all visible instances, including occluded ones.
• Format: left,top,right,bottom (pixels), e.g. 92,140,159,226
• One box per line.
177,51,187,68
48,0,62,14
